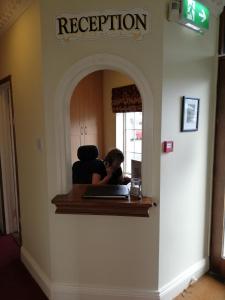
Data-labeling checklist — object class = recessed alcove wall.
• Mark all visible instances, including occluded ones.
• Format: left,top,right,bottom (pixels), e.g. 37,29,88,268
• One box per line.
70,69,134,162
54,54,155,197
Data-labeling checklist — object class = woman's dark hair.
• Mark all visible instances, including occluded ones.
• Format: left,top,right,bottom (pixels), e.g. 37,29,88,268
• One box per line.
104,148,124,165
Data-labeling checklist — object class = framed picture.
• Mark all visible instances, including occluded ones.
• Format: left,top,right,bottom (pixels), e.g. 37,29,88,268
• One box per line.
181,97,200,132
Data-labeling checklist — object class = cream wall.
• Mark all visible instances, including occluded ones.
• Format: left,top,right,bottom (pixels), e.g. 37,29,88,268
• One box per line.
159,1,218,288
0,0,219,298
40,0,163,293
102,70,134,154
0,0,50,278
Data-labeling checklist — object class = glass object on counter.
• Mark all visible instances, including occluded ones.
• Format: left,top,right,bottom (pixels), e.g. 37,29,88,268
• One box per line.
130,177,141,199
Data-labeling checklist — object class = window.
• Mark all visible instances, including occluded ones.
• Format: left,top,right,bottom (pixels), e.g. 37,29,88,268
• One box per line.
116,112,142,175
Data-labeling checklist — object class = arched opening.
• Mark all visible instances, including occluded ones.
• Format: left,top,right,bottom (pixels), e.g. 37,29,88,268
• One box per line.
54,54,153,196
70,70,142,179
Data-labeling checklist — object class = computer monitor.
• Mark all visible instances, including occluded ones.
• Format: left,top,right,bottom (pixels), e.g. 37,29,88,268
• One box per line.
131,159,141,179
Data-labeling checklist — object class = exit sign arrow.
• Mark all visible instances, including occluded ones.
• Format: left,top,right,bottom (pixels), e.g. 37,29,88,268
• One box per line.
199,9,206,23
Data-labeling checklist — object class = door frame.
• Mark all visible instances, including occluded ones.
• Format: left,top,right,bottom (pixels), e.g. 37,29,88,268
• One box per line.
0,157,6,234
210,8,225,277
0,75,21,244
210,55,225,277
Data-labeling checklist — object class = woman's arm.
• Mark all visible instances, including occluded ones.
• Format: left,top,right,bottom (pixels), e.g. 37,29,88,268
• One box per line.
92,166,114,185
92,173,111,184
122,176,131,185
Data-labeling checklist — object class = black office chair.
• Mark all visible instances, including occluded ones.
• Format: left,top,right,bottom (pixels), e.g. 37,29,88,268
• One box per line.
72,145,104,184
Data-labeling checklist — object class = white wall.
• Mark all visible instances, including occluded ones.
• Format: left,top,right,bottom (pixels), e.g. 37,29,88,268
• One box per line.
159,1,218,289
0,0,50,278
102,70,134,154
40,0,164,294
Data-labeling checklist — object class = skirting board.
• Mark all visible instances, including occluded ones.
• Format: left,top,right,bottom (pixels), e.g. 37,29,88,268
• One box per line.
21,247,209,300
158,257,209,300
21,246,51,299
52,257,209,300
52,284,158,300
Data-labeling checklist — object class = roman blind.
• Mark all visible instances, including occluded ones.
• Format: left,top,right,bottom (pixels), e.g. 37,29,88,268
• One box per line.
112,84,142,113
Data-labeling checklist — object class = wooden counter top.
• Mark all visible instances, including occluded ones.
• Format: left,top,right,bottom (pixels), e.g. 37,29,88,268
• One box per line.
52,184,156,217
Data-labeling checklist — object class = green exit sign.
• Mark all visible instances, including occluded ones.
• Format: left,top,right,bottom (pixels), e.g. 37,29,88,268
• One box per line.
182,0,210,31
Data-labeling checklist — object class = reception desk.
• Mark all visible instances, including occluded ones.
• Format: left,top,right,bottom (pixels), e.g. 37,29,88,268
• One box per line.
52,184,156,217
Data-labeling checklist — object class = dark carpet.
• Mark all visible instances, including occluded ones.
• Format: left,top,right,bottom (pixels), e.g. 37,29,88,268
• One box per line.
0,235,48,300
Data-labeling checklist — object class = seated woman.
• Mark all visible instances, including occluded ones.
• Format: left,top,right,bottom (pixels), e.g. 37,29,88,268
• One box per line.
92,148,130,185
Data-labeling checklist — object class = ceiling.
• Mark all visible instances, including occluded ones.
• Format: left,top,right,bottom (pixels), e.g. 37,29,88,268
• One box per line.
0,0,224,37
0,0,31,36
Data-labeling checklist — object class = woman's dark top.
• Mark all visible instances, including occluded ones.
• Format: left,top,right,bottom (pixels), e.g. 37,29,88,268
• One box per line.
72,159,105,184
100,165,122,185
72,159,122,184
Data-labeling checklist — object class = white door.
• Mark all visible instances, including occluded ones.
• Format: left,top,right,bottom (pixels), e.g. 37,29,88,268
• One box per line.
0,82,19,234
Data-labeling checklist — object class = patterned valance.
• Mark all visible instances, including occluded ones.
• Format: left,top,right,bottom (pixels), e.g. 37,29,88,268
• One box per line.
111,84,142,113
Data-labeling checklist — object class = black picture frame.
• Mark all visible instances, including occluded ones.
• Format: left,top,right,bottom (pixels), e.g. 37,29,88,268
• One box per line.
181,97,200,132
